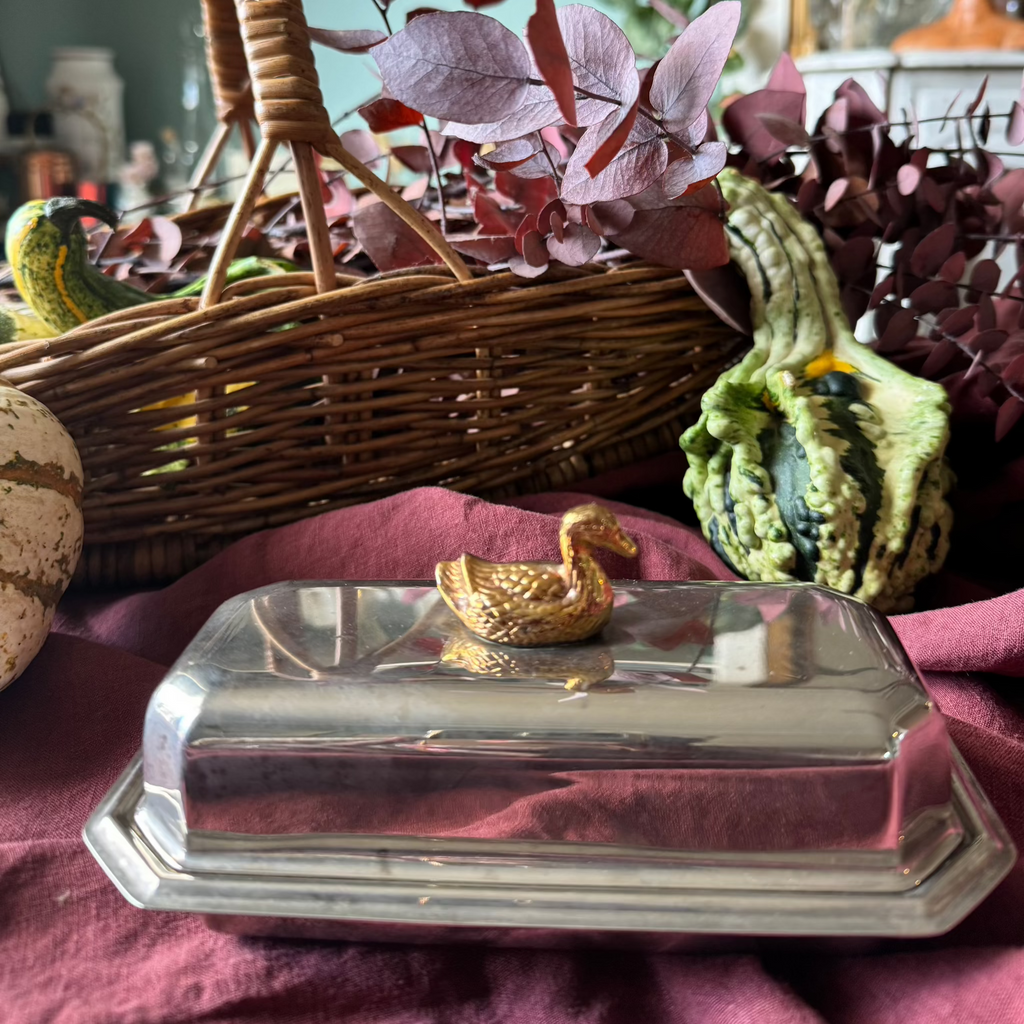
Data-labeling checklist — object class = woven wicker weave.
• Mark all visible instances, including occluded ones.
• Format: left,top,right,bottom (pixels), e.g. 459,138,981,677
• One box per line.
0,0,743,588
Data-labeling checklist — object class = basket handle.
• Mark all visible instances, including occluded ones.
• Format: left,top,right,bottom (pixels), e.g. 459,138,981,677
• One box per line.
203,0,255,126
199,0,471,307
188,0,258,209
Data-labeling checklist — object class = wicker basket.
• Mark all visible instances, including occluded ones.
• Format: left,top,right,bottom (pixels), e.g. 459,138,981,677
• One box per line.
0,0,743,588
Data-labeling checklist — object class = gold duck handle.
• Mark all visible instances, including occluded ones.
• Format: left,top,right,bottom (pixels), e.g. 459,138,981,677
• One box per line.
435,503,638,647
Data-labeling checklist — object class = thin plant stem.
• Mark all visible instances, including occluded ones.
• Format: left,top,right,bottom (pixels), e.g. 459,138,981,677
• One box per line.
372,0,392,34
758,110,1015,167
421,119,448,235
535,131,562,184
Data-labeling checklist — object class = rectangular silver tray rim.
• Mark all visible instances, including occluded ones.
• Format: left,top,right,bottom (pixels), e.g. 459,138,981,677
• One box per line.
84,745,1015,939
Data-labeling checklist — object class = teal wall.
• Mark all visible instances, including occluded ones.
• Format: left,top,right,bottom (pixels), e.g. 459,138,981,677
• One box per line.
0,0,618,167
0,0,215,154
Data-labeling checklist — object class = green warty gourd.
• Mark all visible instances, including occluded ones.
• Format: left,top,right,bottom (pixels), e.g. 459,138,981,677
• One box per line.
680,169,953,613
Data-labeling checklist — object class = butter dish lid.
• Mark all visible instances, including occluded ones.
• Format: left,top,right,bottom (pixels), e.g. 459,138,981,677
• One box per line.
85,580,1015,938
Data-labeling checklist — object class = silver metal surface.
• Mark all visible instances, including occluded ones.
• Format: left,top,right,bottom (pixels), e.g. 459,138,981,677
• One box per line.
85,580,1015,942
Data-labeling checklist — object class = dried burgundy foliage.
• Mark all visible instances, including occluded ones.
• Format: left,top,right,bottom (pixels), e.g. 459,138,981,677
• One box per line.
70,2,1022,450
724,53,1024,441
356,97,423,133
351,201,445,270
526,0,577,127
350,0,738,272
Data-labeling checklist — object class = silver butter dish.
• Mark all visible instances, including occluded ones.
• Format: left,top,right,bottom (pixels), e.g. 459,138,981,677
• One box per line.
85,580,1014,947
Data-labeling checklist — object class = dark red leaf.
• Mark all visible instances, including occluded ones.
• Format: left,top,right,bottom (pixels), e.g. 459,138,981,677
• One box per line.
373,13,531,124
919,174,947,213
767,52,805,96
121,218,152,251
756,113,810,148
495,171,559,214
547,222,602,266
515,213,539,254
835,78,887,126
528,198,559,235
351,202,444,273
1002,352,1024,387
453,139,478,172
996,396,1024,441
407,8,441,22
473,192,519,235
391,145,432,174
910,280,958,314
823,227,845,252
910,223,956,279
340,130,382,167
940,91,963,131
562,107,666,205
610,201,728,271
684,263,752,335
939,252,966,284
797,179,819,215
974,363,1004,397
722,90,805,162
649,1,741,133
836,284,864,330
521,229,549,267
475,136,542,171
1010,102,1024,147
358,97,424,133
585,96,640,176
940,305,979,337
526,0,576,127
978,293,997,332
579,94,642,182
308,27,388,53
979,104,992,146
877,308,920,352
994,169,1024,235
824,178,849,212
966,75,988,116
920,339,960,377
661,141,727,198
869,274,894,309
969,328,1008,353
970,258,1001,298
449,235,518,262
832,236,875,283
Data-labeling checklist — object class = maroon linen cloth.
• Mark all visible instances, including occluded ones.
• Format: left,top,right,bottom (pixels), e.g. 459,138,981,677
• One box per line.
2,486,1024,1023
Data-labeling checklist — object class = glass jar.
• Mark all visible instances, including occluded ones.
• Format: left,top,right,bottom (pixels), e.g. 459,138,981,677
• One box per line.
45,47,125,184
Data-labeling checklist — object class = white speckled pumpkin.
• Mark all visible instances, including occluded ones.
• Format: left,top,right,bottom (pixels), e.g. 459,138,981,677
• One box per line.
0,381,84,691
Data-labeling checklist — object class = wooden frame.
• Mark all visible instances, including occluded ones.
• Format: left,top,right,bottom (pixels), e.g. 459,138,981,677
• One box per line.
789,0,818,58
